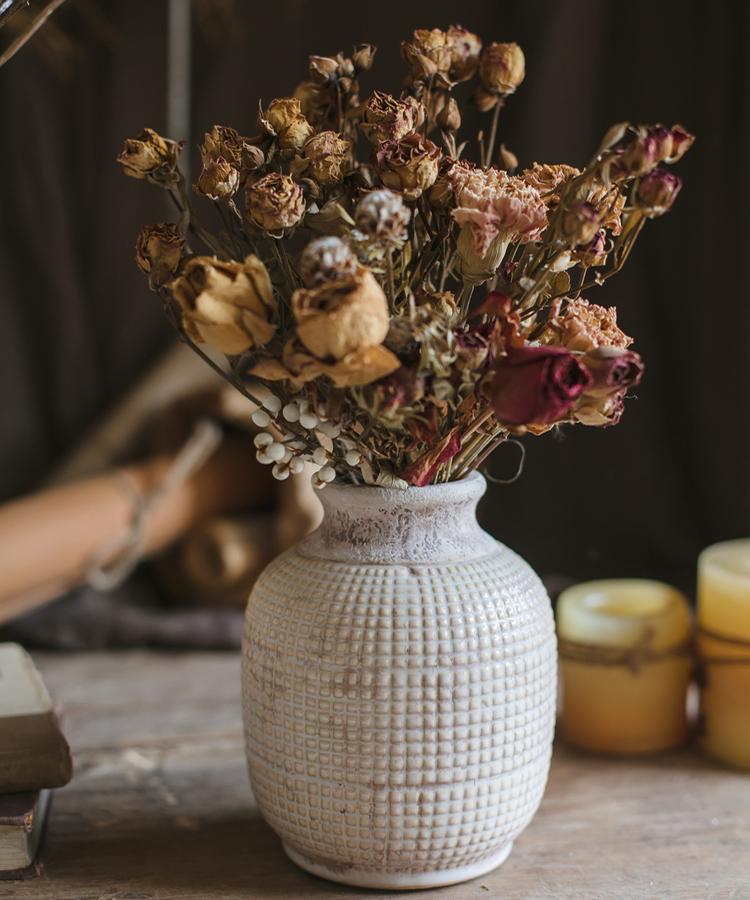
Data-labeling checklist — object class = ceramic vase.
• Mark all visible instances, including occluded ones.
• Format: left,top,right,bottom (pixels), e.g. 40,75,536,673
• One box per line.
241,472,556,890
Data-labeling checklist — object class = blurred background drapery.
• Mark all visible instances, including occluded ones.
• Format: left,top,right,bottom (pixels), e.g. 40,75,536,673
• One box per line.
0,0,747,604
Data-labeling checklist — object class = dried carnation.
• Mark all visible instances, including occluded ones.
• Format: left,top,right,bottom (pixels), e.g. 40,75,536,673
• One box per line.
299,236,357,287
171,255,276,355
245,172,305,232
303,131,351,186
522,163,580,206
292,266,390,361
354,189,411,245
376,132,441,200
450,163,548,256
117,128,180,183
135,223,184,290
540,298,633,352
360,91,424,144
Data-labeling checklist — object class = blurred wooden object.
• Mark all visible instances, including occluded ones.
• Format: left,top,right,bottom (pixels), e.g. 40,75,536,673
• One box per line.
0,435,274,626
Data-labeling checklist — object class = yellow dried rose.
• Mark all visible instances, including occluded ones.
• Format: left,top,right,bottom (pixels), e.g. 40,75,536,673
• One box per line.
259,98,313,151
250,341,400,388
171,255,275,355
117,128,180,182
194,156,240,201
292,266,390,361
303,131,351,186
135,223,184,290
360,92,424,144
376,133,441,200
478,42,525,97
245,173,306,232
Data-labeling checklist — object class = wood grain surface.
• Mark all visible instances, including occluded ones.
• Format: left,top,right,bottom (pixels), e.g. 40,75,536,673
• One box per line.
4,651,747,900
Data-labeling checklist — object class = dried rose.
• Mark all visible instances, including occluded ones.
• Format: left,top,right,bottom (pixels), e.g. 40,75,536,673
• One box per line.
560,201,600,245
292,266,390,361
360,91,424,144
478,42,525,97
303,131,351,186
299,236,357,287
135,223,184,290
587,185,626,235
637,168,682,217
522,162,580,205
171,255,275,355
401,28,453,84
117,128,180,182
352,43,377,71
259,98,313,151
309,55,340,83
376,132,441,200
250,341,399,388
245,173,305,232
202,125,263,173
491,345,591,426
573,389,626,427
437,97,461,132
401,427,462,487
580,346,643,397
574,230,609,268
194,155,240,201
540,298,632,352
446,24,482,82
354,189,411,245
617,124,695,178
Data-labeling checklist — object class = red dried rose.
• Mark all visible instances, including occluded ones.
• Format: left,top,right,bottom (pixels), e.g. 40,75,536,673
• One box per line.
491,346,592,426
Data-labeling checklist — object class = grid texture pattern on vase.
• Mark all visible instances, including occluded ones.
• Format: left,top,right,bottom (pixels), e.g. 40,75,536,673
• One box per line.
242,545,556,874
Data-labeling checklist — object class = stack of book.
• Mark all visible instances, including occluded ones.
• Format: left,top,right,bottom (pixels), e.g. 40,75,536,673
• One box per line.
0,643,72,879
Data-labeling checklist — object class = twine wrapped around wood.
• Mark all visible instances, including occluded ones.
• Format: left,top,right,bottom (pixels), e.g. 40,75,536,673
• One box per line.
558,626,693,675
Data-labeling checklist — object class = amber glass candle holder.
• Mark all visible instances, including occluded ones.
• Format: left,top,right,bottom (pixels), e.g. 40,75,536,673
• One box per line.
697,539,750,770
557,579,693,754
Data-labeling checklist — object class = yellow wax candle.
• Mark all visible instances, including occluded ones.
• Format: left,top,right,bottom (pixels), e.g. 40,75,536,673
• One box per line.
697,539,750,770
557,580,692,754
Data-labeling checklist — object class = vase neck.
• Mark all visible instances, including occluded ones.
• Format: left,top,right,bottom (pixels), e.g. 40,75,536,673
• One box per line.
298,472,495,564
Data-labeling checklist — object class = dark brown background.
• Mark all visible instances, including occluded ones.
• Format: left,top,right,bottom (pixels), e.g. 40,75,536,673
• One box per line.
0,0,747,600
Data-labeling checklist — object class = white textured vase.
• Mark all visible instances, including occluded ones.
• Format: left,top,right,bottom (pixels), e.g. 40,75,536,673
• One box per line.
241,472,556,890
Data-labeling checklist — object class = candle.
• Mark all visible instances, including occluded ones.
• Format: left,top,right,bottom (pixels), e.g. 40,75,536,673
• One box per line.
557,579,692,754
697,539,750,769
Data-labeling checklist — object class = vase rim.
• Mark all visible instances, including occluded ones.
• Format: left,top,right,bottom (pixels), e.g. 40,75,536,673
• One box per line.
322,470,486,503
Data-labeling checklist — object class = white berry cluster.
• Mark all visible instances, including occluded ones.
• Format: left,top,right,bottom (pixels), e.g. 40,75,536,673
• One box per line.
251,393,363,489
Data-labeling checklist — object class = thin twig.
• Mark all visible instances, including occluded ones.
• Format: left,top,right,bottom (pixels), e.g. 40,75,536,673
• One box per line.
0,0,67,68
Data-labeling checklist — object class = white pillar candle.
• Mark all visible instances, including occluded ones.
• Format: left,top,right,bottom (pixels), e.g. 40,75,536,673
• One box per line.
557,579,692,754
697,539,750,770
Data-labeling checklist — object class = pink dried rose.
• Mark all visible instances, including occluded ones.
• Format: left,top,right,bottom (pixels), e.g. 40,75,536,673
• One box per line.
616,124,694,178
490,345,592,426
637,168,682,217
574,230,609,267
580,346,643,397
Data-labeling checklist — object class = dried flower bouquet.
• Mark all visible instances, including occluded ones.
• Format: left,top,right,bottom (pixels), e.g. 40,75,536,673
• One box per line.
120,26,692,489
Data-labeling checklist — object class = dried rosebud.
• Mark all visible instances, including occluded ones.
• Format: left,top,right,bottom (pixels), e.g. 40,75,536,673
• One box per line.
497,144,518,171
667,124,694,162
637,168,682,217
446,24,482,82
560,201,600,246
617,124,695,178
299,236,357,287
309,55,339,83
259,98,313,151
360,91,424,144
292,266,390,361
573,389,626,427
135,223,184,290
580,346,644,397
479,42,525,96
437,96,461,132
352,43,376,71
171,255,276,355
354,189,411,245
401,28,453,84
376,132,441,200
303,131,352,186
293,80,330,123
202,125,262,173
574,230,609,268
474,86,500,113
117,128,180,183
245,172,305,232
194,155,240,201
491,345,591,426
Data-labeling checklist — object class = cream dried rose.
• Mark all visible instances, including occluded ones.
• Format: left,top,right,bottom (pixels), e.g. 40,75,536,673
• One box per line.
303,131,351,186
292,266,390,361
245,173,306,232
194,156,240,201
478,42,525,95
376,133,441,200
135,223,184,290
360,92,424,144
117,128,180,182
171,255,275,355
259,98,313,151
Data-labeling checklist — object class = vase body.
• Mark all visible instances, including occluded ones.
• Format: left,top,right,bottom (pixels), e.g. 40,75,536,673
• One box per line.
241,472,556,890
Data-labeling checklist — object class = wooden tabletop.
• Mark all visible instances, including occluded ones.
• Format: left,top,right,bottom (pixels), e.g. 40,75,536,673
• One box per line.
9,651,748,900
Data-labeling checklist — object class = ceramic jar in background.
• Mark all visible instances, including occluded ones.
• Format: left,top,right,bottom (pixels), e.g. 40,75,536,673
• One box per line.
557,579,692,754
697,539,750,770
241,473,557,890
